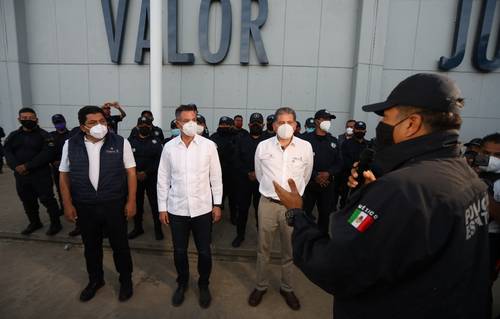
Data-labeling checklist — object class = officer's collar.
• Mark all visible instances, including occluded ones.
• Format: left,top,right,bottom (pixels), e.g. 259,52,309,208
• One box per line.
373,130,461,175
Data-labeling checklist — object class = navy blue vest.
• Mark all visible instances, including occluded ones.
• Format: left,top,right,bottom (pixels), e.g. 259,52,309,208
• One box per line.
68,131,127,204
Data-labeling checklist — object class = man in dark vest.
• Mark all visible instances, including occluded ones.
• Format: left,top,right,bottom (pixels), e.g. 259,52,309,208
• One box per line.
59,105,137,302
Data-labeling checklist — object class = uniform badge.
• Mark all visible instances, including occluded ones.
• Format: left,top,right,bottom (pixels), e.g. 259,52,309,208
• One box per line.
132,148,136,152
331,142,336,149
154,131,159,136
348,204,378,232
152,139,157,144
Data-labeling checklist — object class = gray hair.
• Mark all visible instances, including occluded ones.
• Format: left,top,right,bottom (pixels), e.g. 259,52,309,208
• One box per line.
274,107,296,122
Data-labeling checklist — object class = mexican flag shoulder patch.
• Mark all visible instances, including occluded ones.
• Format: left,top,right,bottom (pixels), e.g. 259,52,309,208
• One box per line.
348,204,379,232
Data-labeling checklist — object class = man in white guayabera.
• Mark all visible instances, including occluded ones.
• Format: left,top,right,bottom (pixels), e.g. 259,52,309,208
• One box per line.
157,104,223,309
248,107,313,311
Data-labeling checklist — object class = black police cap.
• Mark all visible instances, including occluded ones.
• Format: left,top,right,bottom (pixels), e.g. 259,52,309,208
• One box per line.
464,138,482,147
137,116,153,125
51,114,66,124
219,116,234,125
314,109,336,120
362,73,462,116
197,114,206,124
266,114,275,123
305,117,315,128
354,121,366,130
250,113,264,123
170,119,177,129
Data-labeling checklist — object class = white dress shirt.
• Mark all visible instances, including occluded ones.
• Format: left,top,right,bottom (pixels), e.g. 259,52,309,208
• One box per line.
59,137,136,191
157,134,223,217
255,136,313,200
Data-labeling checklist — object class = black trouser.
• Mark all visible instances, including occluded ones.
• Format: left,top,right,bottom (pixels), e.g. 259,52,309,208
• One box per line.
75,199,133,284
134,176,160,230
15,168,60,225
303,181,336,233
222,170,238,220
334,173,349,210
169,212,212,287
489,233,500,283
236,177,260,238
51,165,63,211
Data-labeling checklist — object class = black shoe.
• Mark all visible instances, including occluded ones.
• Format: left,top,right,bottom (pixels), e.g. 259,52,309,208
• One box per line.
172,284,187,306
68,225,81,237
119,281,133,302
279,289,301,310
199,286,212,309
231,236,244,248
248,288,266,307
21,221,43,235
79,280,105,302
46,223,62,236
128,228,144,239
154,228,164,241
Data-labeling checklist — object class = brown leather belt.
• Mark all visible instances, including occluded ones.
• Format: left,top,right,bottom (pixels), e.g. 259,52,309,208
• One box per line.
265,196,283,205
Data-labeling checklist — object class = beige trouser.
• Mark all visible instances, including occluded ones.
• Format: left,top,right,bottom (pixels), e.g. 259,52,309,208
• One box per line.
255,196,294,292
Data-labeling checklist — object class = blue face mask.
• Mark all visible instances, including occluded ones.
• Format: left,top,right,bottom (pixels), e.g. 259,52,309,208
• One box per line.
306,127,315,133
171,128,181,137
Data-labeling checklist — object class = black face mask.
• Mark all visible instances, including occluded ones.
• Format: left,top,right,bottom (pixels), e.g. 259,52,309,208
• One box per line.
20,120,37,130
375,116,411,150
218,127,232,134
354,131,366,139
138,127,151,137
249,124,263,135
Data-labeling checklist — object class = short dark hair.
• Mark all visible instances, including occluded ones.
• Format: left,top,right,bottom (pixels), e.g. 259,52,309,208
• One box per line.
234,115,243,120
19,107,36,116
78,105,105,125
141,110,153,117
175,104,198,119
274,107,296,121
346,119,356,125
396,104,463,132
481,133,500,146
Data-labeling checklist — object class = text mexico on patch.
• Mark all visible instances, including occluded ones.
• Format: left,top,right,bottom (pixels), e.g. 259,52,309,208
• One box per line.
348,204,379,232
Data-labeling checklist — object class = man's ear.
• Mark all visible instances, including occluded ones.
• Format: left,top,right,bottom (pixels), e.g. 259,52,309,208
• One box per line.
406,114,424,137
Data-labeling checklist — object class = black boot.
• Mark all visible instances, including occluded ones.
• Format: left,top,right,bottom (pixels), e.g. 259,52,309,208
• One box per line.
68,224,81,237
119,280,133,302
128,227,144,239
46,214,62,236
172,284,187,306
21,214,43,235
79,280,105,302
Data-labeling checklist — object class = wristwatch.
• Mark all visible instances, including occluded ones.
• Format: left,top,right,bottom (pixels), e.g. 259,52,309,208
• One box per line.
285,208,303,227
213,204,222,208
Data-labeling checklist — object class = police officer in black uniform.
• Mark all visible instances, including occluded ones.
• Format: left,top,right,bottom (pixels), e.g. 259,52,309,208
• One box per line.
102,101,126,134
337,121,370,209
294,121,302,136
129,110,165,141
232,113,266,247
302,109,343,233
164,120,181,143
262,114,276,139
128,117,164,240
211,116,239,224
274,73,491,319
50,114,79,236
4,107,62,235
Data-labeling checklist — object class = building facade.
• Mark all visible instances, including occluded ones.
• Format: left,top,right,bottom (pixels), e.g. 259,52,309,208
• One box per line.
0,0,499,139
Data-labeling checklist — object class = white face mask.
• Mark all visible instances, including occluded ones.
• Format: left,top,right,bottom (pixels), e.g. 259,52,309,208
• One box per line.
182,121,198,137
277,123,294,140
319,120,331,132
87,124,108,140
346,127,354,135
196,124,205,135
